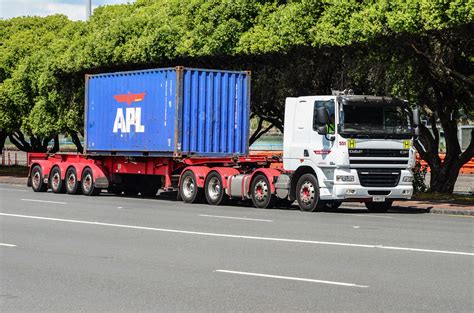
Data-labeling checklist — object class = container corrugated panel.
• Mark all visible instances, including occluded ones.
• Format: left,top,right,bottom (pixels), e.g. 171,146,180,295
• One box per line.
85,67,250,157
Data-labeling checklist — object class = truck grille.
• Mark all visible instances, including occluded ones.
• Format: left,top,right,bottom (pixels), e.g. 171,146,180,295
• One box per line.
357,169,401,187
349,149,409,157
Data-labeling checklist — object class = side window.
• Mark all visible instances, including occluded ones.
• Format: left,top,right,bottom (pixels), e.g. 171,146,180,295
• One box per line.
313,100,335,134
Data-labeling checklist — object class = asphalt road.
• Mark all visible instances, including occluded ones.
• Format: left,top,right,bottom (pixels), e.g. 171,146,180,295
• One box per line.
1,183,473,312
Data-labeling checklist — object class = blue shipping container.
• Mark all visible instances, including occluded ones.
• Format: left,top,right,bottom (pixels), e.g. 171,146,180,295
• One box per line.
85,67,250,157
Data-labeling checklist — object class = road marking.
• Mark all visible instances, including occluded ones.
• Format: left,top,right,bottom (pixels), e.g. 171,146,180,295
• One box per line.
21,199,67,205
215,270,369,288
0,188,27,192
339,213,393,219
353,226,360,229
0,243,16,247
199,214,273,222
0,212,473,257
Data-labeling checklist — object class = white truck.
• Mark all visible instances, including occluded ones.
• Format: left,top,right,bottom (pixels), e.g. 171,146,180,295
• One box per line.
278,90,419,212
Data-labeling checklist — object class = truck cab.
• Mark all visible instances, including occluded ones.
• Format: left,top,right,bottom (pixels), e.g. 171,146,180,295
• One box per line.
282,92,418,212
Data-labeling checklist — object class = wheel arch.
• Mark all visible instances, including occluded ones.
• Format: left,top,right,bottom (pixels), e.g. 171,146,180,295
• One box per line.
206,167,240,189
178,166,211,189
289,166,317,201
247,168,282,195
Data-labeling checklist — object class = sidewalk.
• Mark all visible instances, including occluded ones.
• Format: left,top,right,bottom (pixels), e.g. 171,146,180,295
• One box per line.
0,175,472,216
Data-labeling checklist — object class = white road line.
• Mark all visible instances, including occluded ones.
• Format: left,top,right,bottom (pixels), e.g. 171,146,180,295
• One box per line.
215,270,369,288
0,243,16,247
199,214,273,222
21,199,67,205
0,212,472,257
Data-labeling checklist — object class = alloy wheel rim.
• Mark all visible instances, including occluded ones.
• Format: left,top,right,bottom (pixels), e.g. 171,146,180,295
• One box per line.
208,177,221,201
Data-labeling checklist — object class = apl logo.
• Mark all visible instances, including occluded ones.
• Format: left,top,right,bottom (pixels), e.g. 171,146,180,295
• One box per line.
113,92,146,133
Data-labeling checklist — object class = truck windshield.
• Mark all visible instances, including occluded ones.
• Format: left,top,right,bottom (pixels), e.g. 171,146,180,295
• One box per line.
340,102,412,139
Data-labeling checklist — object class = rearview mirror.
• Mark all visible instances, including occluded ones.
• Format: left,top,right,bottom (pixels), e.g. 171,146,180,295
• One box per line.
413,108,420,127
316,107,329,125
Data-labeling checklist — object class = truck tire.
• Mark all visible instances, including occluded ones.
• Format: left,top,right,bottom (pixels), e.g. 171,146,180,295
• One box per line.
31,165,48,192
295,173,320,212
204,172,228,205
365,201,392,213
250,174,276,209
81,168,101,196
65,167,81,195
50,167,65,193
180,170,204,203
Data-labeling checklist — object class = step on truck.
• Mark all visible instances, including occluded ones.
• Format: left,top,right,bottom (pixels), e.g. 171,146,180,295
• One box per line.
28,67,419,212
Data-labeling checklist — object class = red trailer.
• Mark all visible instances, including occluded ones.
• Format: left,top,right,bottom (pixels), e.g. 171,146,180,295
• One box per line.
27,152,286,208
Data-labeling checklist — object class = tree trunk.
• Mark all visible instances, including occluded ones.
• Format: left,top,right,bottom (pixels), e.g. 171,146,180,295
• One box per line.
0,130,7,151
49,135,60,153
70,132,83,154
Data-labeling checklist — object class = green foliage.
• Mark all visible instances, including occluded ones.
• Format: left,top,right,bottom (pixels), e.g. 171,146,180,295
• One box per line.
0,0,472,192
413,161,428,193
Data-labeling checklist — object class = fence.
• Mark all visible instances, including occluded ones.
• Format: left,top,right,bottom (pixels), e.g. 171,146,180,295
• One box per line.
1,149,28,166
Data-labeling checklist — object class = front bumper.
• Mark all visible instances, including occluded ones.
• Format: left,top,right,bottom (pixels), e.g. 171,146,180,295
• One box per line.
329,184,413,200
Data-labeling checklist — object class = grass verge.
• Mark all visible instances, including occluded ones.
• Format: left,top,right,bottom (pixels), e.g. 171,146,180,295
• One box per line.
412,192,474,204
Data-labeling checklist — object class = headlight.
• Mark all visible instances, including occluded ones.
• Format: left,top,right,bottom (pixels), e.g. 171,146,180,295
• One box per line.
402,176,413,182
336,175,355,182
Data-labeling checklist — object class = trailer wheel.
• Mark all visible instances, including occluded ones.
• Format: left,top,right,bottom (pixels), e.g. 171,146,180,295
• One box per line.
31,165,48,192
50,167,65,193
205,172,228,205
180,171,204,203
296,173,320,212
81,168,101,196
365,201,392,213
65,167,81,195
250,174,276,209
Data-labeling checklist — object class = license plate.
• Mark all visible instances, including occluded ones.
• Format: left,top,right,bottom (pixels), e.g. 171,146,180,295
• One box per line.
373,196,385,202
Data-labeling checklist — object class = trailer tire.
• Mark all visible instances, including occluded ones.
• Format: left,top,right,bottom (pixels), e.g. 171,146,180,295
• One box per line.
180,171,204,203
81,168,101,196
65,167,81,195
50,167,65,193
365,201,392,213
250,174,276,209
296,173,320,212
204,172,228,205
31,165,48,192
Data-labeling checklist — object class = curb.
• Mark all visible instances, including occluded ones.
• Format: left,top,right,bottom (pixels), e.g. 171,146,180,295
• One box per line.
429,208,474,216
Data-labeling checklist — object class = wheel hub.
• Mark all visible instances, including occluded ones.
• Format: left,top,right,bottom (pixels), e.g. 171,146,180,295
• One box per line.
52,172,60,189
299,181,315,204
83,174,92,192
254,180,268,202
208,177,221,200
182,176,195,198
32,172,41,188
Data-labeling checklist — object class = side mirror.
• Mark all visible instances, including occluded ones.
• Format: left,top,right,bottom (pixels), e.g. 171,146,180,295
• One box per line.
317,125,327,135
413,108,420,127
316,107,329,125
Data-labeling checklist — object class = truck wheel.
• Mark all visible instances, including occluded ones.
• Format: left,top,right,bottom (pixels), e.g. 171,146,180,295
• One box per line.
180,171,204,203
31,165,48,192
81,168,101,196
65,167,81,195
296,173,320,212
50,167,65,193
205,172,228,205
365,201,392,213
250,174,276,209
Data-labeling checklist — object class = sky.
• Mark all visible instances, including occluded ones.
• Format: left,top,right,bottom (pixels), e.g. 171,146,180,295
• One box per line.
0,0,135,21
